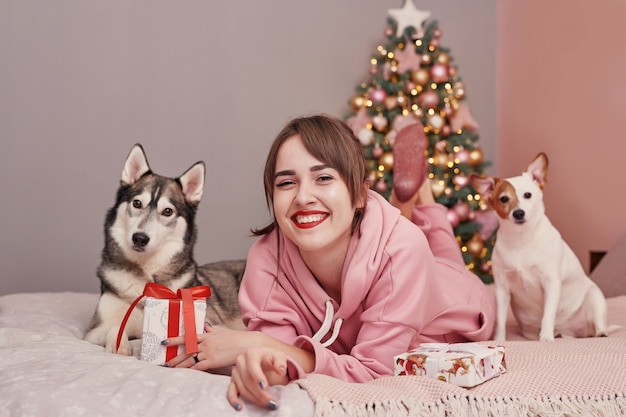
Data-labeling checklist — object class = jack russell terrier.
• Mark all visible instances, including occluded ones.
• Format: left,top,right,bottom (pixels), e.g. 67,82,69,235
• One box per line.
471,153,610,341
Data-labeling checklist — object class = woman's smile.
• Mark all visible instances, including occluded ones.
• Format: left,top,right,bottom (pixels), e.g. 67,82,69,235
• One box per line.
291,210,329,229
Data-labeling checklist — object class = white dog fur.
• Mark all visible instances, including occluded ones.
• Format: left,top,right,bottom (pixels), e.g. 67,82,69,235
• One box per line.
471,153,610,341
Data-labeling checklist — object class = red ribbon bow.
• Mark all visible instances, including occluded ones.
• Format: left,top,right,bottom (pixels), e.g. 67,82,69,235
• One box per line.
115,283,211,361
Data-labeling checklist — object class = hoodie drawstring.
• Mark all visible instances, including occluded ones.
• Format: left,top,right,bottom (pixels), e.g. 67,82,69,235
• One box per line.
312,300,343,348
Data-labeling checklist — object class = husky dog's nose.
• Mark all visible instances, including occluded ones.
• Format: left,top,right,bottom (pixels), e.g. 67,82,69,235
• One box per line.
512,209,525,221
132,232,150,248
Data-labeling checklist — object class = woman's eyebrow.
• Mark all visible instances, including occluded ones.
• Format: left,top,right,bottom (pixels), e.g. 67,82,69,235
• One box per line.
310,164,331,172
275,164,330,179
275,169,295,179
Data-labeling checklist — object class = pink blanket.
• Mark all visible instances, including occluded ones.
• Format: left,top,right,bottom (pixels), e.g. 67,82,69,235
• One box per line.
297,295,626,417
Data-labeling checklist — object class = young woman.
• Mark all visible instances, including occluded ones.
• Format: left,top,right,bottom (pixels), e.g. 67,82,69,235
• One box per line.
164,115,495,411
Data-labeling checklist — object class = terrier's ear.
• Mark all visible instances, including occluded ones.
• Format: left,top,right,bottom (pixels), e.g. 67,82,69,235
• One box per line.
470,173,496,200
179,161,205,204
121,144,151,185
525,152,548,189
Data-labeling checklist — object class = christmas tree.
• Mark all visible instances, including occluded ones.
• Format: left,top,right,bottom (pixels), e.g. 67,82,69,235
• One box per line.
344,0,497,283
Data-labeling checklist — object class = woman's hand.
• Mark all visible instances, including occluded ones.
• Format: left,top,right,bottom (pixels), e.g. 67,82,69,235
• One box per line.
162,322,260,371
227,347,290,411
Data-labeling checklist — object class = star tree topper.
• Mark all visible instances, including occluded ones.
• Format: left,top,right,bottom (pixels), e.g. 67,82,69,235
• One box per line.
388,0,431,37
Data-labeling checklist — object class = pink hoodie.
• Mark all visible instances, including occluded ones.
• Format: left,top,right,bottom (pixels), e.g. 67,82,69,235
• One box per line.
238,190,495,383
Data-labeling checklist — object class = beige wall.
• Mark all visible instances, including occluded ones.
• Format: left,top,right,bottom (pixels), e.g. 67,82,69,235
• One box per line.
497,0,626,272
0,1,497,295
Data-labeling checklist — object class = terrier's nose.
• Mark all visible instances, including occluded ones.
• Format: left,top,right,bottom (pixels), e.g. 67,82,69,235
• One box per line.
512,209,525,221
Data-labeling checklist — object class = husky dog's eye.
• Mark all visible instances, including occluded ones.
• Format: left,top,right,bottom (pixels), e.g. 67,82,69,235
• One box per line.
523,192,532,199
162,208,174,217
132,200,142,209
499,195,509,203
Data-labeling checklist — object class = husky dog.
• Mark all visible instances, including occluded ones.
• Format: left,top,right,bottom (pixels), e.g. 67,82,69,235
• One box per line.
84,144,245,355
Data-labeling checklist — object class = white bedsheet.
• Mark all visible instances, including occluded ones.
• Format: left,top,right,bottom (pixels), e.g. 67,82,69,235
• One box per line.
0,292,314,417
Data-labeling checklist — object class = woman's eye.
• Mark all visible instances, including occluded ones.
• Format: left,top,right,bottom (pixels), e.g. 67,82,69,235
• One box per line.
317,175,333,182
162,208,174,217
276,180,295,188
132,200,142,209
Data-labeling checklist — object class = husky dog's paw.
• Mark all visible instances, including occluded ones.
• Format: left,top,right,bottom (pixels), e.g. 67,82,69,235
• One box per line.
104,326,132,356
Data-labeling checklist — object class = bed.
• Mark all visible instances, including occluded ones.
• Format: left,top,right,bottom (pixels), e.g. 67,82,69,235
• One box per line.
2,238,625,417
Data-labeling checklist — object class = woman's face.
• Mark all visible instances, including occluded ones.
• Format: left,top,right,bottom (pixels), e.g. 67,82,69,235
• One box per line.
272,135,358,257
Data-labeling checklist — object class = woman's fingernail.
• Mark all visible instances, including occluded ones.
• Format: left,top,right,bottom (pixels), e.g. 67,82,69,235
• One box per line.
160,339,169,345
259,381,266,390
268,400,278,410
161,363,169,368
205,320,213,327
233,402,242,411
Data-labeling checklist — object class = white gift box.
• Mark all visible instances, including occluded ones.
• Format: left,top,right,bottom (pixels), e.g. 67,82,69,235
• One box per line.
140,297,206,365
393,343,506,387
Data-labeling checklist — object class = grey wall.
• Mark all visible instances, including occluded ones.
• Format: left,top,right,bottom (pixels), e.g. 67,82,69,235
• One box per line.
0,0,496,295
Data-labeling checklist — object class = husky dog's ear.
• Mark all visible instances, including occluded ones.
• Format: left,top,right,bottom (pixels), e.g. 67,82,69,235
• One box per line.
121,144,151,185
525,152,548,189
470,173,496,200
179,162,205,204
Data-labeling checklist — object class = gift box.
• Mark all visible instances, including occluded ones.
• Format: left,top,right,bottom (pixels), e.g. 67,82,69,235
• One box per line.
116,283,211,365
393,343,506,387
140,295,207,364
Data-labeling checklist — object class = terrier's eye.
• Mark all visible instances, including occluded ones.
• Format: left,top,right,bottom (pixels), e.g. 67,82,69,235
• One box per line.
162,208,174,217
132,200,142,209
524,192,532,199
499,195,509,203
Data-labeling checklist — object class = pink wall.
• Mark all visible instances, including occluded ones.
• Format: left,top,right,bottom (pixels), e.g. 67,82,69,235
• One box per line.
497,0,626,272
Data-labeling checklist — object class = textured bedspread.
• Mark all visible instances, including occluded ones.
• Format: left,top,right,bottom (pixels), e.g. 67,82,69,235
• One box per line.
0,292,313,417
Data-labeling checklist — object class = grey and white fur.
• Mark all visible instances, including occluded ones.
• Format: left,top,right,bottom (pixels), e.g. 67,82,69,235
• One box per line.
84,144,245,355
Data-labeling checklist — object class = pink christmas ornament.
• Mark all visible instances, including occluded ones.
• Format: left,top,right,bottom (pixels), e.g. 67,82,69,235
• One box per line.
446,208,460,227
453,202,470,221
430,63,449,83
394,45,421,74
372,115,388,131
419,90,439,109
375,180,388,193
372,144,384,158
453,175,469,188
455,149,470,164
473,210,499,240
370,87,388,104
449,102,479,133
346,107,373,136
